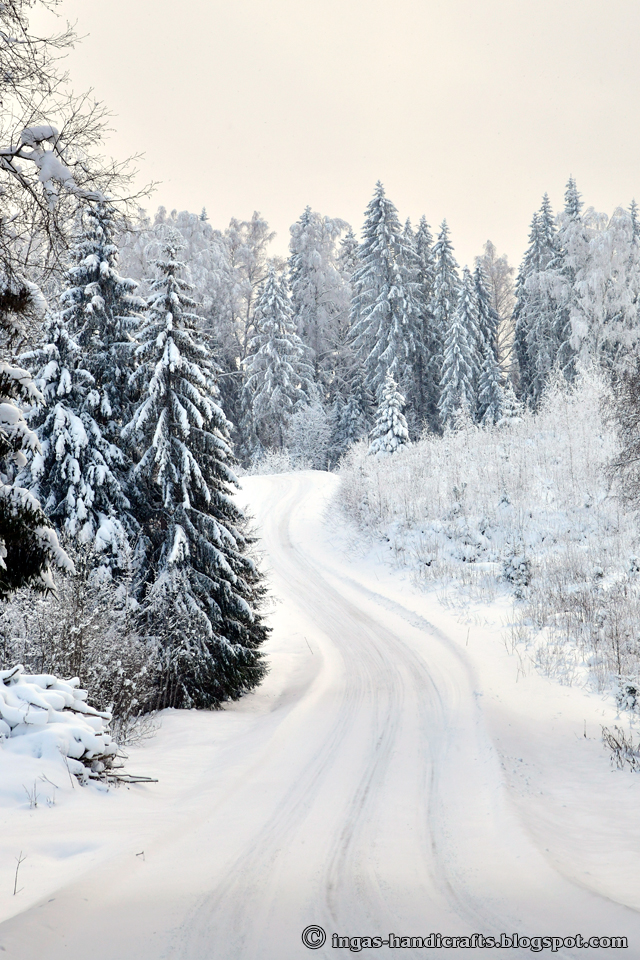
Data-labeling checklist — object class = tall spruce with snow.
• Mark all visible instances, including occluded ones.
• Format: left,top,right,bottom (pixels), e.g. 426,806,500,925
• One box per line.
19,313,131,570
368,374,409,455
477,348,504,425
413,216,439,430
474,264,499,363
512,195,558,404
124,233,268,708
438,268,477,428
60,201,144,439
546,178,587,383
288,207,349,393
432,221,461,425
330,371,373,460
242,266,316,454
474,263,503,423
350,183,421,408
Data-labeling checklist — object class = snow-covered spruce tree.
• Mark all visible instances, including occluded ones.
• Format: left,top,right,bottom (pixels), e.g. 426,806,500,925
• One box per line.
60,201,144,439
543,178,587,384
512,194,558,404
329,369,374,461
350,182,421,408
18,312,130,571
438,268,477,428
431,220,461,426
413,216,439,431
288,207,349,392
0,360,72,597
368,374,409,455
398,216,431,435
474,263,504,423
477,346,504,425
124,233,268,708
242,266,316,453
474,263,500,364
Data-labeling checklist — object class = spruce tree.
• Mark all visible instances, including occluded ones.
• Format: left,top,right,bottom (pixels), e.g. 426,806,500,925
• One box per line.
414,216,439,430
474,263,500,362
0,360,72,597
350,182,421,405
438,269,476,428
19,313,130,570
477,348,504,425
330,387,370,460
474,263,504,423
512,194,558,404
60,201,144,440
242,266,316,453
549,178,586,382
368,374,409,455
124,233,268,708
432,220,461,425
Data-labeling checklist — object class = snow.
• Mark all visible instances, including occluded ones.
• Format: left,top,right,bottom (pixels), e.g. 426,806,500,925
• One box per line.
1,472,640,958
0,667,116,786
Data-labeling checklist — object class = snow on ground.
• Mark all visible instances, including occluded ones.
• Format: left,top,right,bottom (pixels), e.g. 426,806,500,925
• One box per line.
0,471,639,959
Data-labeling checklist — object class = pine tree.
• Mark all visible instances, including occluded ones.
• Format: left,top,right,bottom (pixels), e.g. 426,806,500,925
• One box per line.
438,269,476,428
368,374,409,455
242,266,316,453
19,313,130,570
124,232,268,708
350,182,421,405
60,201,144,440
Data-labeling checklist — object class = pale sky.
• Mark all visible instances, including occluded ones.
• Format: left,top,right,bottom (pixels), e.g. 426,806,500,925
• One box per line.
35,0,640,268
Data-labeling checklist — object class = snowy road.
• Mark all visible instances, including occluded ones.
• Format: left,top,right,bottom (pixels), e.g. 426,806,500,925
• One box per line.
2,471,640,958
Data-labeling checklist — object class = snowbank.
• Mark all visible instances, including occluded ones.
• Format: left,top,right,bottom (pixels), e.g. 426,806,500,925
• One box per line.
338,372,640,709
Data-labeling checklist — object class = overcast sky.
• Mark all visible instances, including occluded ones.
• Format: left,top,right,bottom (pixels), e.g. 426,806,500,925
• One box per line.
36,0,640,268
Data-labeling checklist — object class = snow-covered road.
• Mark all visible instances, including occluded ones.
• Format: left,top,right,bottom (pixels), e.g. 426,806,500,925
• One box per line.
2,471,640,958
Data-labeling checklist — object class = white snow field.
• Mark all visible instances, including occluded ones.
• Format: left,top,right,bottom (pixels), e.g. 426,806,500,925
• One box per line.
2,471,640,959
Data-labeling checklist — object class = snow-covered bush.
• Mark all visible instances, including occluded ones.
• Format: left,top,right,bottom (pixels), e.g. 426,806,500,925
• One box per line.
0,542,156,721
238,449,296,476
339,370,640,704
0,664,117,780
286,401,331,469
